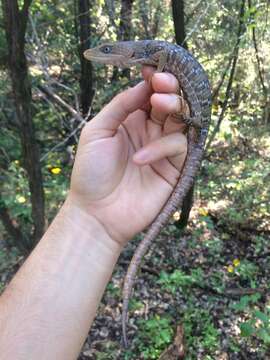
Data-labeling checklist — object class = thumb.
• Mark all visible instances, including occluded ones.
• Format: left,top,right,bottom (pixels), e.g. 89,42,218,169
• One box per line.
84,81,151,135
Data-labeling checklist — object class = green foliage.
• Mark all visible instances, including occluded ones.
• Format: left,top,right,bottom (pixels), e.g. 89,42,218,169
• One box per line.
0,0,269,358
202,236,224,255
0,247,20,293
136,315,173,359
94,341,119,360
231,293,261,311
208,270,226,294
183,308,220,353
106,282,121,297
158,268,204,294
231,294,270,347
129,298,144,312
234,260,259,282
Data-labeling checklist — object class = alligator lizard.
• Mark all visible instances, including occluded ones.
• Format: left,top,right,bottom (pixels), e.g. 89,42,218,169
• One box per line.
84,40,211,347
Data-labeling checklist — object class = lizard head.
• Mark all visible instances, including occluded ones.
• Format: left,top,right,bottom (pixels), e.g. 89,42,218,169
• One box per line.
84,41,166,68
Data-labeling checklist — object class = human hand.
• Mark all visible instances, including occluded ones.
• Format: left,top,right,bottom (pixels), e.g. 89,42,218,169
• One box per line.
69,68,187,245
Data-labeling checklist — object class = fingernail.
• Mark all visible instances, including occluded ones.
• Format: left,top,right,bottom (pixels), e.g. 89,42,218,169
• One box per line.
133,149,149,163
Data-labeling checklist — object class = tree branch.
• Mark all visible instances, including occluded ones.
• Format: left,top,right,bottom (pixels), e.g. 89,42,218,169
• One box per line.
38,85,86,124
248,0,267,97
37,85,91,162
181,2,210,45
248,0,269,123
206,0,246,150
185,0,204,25
212,53,234,101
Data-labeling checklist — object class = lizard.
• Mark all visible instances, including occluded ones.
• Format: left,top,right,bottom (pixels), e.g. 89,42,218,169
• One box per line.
84,40,212,347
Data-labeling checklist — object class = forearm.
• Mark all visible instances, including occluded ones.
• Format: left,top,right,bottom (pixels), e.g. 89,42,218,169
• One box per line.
0,197,122,360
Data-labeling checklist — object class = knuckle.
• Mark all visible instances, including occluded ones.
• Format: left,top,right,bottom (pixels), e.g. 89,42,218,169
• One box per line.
113,92,125,104
150,109,164,125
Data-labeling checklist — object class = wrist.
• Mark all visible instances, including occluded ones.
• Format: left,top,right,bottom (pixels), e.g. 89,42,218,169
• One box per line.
61,196,123,255
65,191,131,247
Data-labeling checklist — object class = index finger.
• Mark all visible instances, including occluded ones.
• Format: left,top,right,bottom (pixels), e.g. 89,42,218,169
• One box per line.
142,67,179,94
88,81,151,132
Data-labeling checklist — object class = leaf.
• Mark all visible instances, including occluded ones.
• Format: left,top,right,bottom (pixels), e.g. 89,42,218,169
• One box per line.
257,329,270,344
254,310,269,325
231,295,251,311
240,322,255,337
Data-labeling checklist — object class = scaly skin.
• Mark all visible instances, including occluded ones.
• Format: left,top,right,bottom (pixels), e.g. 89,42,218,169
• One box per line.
84,40,211,347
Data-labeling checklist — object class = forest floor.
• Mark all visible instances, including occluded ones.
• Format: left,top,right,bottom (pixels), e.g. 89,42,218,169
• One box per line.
81,118,270,360
0,118,269,359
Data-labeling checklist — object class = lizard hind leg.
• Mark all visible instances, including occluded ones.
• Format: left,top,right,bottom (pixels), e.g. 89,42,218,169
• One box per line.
170,90,203,129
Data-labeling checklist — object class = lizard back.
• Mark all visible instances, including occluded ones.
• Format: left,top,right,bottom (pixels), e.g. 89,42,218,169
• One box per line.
162,42,211,130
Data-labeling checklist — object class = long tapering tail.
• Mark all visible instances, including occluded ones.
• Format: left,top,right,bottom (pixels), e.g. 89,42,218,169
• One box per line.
121,132,206,347
122,212,173,347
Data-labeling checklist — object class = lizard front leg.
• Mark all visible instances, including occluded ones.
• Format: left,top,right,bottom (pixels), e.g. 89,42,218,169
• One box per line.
156,51,202,128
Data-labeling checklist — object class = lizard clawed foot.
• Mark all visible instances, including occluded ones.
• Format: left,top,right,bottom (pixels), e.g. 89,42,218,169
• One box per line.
170,94,190,121
171,94,203,128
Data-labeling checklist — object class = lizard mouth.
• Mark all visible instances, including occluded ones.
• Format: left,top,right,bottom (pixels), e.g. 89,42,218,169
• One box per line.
83,49,154,68
84,49,127,66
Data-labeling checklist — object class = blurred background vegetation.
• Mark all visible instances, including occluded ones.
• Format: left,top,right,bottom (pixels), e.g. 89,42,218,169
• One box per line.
0,0,269,359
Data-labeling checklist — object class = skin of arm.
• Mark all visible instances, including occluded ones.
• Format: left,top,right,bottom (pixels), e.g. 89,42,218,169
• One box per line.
0,68,187,360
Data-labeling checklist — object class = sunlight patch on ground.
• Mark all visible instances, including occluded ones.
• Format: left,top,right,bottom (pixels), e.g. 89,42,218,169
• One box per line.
48,65,62,76
208,199,231,212
29,65,43,76
257,134,270,158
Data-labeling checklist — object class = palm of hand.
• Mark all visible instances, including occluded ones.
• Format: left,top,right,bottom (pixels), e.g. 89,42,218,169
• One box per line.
70,72,187,244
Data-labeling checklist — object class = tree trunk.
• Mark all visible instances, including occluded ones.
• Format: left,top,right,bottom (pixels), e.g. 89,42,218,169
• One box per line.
111,0,134,81
119,0,134,41
120,0,134,78
175,185,194,230
206,0,246,150
171,0,193,228
0,191,31,253
78,0,94,117
172,0,188,49
1,0,45,246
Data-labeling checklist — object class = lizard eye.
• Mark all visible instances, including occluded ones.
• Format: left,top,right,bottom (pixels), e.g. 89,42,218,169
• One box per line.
101,45,113,54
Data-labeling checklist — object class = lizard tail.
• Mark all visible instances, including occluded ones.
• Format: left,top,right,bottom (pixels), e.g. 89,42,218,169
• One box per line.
121,131,207,347
122,211,172,348
122,217,168,347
